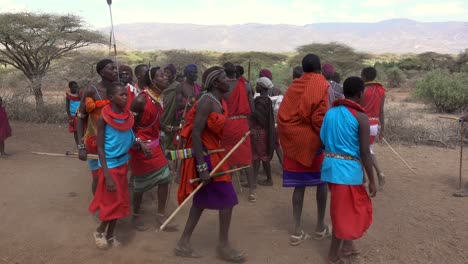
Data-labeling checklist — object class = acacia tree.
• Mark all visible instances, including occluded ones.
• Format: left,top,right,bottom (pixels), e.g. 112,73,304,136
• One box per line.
0,12,106,113
290,42,369,76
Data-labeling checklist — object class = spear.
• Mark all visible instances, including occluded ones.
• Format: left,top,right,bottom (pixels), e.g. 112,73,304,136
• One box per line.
106,0,120,81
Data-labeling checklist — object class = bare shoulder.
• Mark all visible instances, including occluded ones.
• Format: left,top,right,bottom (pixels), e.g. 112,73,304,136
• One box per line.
356,111,369,125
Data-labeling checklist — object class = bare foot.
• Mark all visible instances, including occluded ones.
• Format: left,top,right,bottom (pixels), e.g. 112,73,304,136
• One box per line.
175,242,201,258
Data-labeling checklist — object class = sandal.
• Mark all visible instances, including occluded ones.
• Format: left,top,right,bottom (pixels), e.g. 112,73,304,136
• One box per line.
453,190,468,197
289,230,311,246
216,245,246,263
108,236,121,248
174,245,202,258
314,225,332,240
248,194,257,203
93,231,108,249
328,257,348,264
378,173,386,189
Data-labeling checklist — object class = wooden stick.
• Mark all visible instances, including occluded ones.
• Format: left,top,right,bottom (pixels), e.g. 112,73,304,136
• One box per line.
165,148,225,160
382,138,417,175
159,131,251,231
32,151,98,159
189,166,251,184
459,122,464,190
439,116,462,122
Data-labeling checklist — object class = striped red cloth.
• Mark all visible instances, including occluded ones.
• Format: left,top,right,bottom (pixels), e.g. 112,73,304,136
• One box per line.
277,72,329,167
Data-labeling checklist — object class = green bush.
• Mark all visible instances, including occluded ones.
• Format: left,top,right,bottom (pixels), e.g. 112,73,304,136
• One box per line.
413,70,468,113
385,66,405,88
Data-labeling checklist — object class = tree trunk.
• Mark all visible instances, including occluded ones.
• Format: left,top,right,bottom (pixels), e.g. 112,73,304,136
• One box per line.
31,76,45,116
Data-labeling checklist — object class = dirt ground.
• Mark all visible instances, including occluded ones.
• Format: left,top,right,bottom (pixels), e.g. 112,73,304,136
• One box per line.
1,121,468,264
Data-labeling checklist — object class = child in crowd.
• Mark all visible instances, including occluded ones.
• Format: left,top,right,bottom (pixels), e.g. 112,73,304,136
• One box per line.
250,77,276,186
89,82,148,249
66,81,81,145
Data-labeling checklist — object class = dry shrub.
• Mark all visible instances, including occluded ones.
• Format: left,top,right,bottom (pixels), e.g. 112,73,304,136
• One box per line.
385,102,463,147
1,89,66,123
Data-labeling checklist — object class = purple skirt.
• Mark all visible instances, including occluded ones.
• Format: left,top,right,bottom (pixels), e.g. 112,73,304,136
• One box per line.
193,182,238,210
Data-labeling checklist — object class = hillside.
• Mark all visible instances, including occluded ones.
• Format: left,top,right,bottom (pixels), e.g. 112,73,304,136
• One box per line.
102,19,468,54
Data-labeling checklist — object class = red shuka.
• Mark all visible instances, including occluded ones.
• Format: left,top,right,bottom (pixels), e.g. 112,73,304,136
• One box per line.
360,82,385,126
221,80,252,166
177,100,231,205
329,183,373,240
89,164,131,221
129,91,167,176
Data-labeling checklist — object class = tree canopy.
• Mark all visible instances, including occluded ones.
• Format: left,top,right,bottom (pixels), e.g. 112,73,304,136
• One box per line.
0,12,106,113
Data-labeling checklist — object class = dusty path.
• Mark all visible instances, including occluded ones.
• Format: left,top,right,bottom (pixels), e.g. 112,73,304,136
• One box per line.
1,122,467,264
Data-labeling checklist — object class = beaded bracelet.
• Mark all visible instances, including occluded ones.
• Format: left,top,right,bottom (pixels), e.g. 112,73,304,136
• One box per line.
196,162,208,173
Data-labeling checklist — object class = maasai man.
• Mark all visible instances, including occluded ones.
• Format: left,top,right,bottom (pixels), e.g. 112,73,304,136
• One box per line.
176,66,245,262
259,68,284,164
119,64,139,111
360,67,386,189
322,64,344,107
134,64,149,92
320,76,377,264
332,72,341,84
89,82,145,249
221,62,256,202
292,66,304,80
66,81,81,145
162,64,179,151
277,54,331,246
175,64,201,125
0,96,12,158
77,59,116,195
251,77,276,186
129,67,178,231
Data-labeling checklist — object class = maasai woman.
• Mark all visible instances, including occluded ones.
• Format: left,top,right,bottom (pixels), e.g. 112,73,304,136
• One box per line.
129,67,178,231
89,82,147,249
66,81,81,145
321,77,377,264
77,59,115,195
0,96,12,158
175,66,245,263
251,77,276,186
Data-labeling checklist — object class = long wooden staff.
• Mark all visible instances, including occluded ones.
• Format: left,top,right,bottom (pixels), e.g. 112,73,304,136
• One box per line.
189,166,251,184
459,121,464,189
32,151,99,159
159,131,251,231
439,116,462,122
439,116,464,189
382,138,417,175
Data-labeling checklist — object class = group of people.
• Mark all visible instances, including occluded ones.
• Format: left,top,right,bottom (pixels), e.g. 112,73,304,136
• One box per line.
60,53,397,263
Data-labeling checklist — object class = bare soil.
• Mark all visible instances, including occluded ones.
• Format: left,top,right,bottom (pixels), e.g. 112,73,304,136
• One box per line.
1,121,468,264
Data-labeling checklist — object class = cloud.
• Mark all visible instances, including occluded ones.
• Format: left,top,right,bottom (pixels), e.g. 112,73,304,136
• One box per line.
0,0,27,13
408,1,466,16
361,0,408,7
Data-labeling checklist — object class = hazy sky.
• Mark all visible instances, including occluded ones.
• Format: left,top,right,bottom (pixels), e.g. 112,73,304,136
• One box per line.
1,0,467,28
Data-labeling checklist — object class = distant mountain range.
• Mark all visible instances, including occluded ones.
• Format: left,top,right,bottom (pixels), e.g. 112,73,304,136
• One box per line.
101,19,468,54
